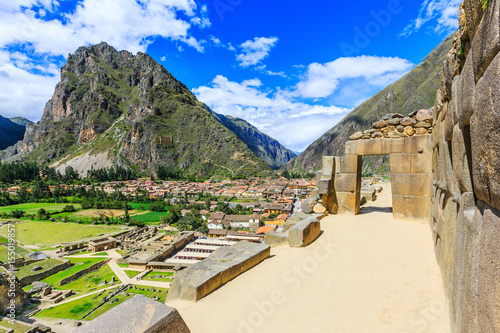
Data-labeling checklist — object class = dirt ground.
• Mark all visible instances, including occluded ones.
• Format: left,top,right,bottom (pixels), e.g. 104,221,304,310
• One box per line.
169,183,450,333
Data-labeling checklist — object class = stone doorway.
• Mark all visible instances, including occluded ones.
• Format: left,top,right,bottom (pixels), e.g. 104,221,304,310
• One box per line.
318,135,432,221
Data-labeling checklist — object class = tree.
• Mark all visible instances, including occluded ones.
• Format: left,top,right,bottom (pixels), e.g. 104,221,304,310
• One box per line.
10,210,25,218
149,201,165,212
36,208,50,220
63,205,76,212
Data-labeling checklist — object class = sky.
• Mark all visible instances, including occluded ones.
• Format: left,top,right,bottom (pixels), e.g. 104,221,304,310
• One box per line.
0,0,461,153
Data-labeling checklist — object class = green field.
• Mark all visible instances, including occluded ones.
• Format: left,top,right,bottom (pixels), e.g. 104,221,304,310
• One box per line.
127,202,151,210
124,270,140,279
142,271,174,282
36,285,168,321
116,250,128,256
59,264,120,295
0,222,123,248
0,245,30,262
0,203,82,216
130,211,169,224
41,258,106,287
0,318,32,333
117,262,129,268
14,259,63,279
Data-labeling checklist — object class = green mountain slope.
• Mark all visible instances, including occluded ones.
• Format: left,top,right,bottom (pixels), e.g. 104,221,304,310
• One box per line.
0,43,287,177
209,110,296,168
287,35,453,173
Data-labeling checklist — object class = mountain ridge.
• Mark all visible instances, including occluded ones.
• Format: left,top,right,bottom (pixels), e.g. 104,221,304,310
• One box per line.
0,42,294,176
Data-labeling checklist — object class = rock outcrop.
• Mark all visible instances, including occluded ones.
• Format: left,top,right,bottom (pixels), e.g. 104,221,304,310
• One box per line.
431,1,500,332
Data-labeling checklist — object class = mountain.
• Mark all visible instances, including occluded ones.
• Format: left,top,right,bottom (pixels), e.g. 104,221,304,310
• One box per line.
0,42,294,177
208,111,296,168
287,34,454,173
0,115,26,150
9,117,33,127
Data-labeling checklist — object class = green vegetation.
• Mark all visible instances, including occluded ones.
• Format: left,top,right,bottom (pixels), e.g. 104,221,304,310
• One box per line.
0,245,30,262
60,264,120,294
0,203,82,216
116,250,128,256
2,222,123,248
481,0,490,9
124,270,140,279
41,258,106,286
117,262,129,268
142,271,174,282
129,211,169,224
92,252,108,256
14,259,62,279
36,285,168,321
0,317,32,333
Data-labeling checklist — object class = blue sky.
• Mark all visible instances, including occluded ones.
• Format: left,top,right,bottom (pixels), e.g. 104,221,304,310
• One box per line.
0,0,461,152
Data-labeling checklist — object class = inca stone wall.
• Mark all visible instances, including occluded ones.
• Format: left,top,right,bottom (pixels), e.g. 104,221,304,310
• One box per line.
431,1,500,332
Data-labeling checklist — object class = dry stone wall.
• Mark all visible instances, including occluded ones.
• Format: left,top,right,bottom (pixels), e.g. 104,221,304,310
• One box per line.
431,1,500,331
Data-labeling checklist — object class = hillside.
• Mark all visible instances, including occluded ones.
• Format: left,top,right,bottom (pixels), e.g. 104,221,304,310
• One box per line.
0,43,294,177
0,115,26,150
287,34,453,173
209,110,296,168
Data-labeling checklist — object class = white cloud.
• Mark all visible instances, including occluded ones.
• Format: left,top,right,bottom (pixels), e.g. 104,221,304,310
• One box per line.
160,56,166,61
0,0,209,120
193,75,350,152
236,37,278,67
0,51,60,120
296,55,414,98
400,0,461,37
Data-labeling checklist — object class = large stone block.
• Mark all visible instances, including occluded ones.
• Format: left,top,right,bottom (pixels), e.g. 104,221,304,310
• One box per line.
452,124,474,193
389,153,411,174
471,0,500,82
72,295,191,333
322,156,335,178
339,155,362,173
318,178,330,195
334,173,360,193
167,242,270,302
391,173,432,197
345,138,404,155
472,52,500,211
443,98,455,141
477,203,500,332
283,213,308,232
288,217,321,247
404,135,432,154
410,153,432,174
264,231,289,247
451,78,460,126
464,0,486,40
337,192,360,215
456,55,476,125
392,195,431,221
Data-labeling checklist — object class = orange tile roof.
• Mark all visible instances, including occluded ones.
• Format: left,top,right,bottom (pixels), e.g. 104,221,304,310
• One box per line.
256,226,274,234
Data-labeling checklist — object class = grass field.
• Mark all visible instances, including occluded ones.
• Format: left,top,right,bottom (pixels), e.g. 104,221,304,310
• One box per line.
124,270,140,279
14,259,62,279
60,264,120,295
127,202,151,210
0,245,30,262
41,258,106,287
116,250,127,256
0,203,83,216
0,222,124,248
129,211,169,224
36,285,168,321
0,318,32,333
117,263,129,268
142,271,174,282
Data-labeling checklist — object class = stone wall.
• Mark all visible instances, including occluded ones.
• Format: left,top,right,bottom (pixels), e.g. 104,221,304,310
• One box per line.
18,260,70,287
431,1,500,331
59,259,110,286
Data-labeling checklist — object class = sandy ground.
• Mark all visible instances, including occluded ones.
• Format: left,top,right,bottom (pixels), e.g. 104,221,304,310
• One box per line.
169,184,450,333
